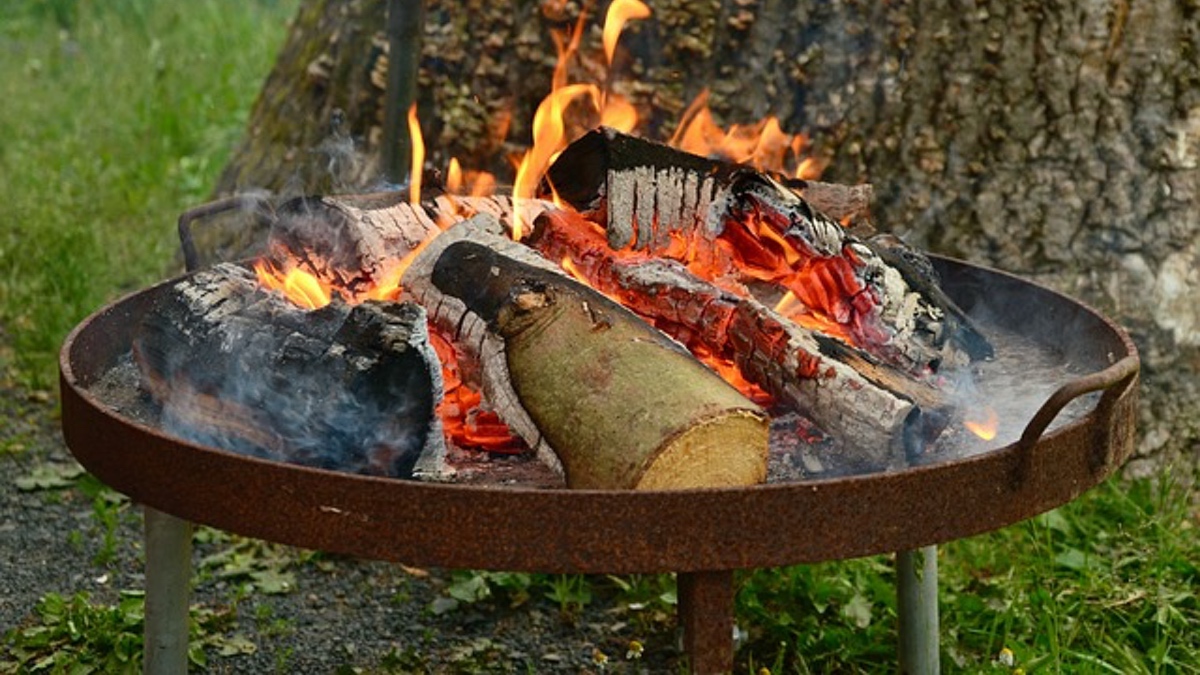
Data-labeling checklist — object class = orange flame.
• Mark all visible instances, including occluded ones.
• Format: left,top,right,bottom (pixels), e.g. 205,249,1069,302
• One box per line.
408,104,424,206
964,407,999,441
559,255,594,288
599,93,639,134
670,89,818,178
512,83,601,240
603,0,651,65
445,156,498,198
254,261,333,310
446,157,463,193
513,0,652,240
551,7,588,91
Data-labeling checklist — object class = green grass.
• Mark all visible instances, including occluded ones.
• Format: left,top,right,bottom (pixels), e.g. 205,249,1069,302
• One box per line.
2,2,1198,673
736,473,1200,673
0,0,295,388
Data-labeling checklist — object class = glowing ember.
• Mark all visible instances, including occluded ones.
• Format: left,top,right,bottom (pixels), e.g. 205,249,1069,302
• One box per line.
689,344,772,405
254,260,332,310
559,255,593,288
429,332,521,452
964,407,999,441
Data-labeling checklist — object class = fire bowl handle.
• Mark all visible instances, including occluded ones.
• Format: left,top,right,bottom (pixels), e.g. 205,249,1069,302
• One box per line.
177,194,276,272
1015,354,1140,454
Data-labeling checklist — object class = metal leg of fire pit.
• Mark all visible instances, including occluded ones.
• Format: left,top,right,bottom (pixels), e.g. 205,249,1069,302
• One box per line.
896,546,940,675
678,570,735,674
144,507,193,675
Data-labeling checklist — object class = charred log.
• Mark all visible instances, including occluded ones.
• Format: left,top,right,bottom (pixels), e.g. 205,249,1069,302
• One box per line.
546,126,874,249
267,192,441,298
545,127,992,376
133,263,445,478
402,215,770,490
266,190,550,300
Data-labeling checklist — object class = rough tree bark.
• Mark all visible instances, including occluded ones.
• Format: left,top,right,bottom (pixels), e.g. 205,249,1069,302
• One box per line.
205,0,1200,472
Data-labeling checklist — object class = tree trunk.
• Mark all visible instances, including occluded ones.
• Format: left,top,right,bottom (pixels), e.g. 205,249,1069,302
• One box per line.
208,0,1200,470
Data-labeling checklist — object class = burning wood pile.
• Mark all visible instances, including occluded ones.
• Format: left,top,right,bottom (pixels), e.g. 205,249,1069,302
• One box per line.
134,1,994,490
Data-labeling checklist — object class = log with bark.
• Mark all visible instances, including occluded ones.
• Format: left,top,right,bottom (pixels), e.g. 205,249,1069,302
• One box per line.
401,215,770,490
133,263,445,478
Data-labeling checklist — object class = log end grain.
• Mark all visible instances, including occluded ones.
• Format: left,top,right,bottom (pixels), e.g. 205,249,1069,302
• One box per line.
636,410,769,490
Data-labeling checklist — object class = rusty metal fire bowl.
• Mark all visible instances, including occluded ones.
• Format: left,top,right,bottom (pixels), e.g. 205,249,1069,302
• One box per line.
59,255,1139,673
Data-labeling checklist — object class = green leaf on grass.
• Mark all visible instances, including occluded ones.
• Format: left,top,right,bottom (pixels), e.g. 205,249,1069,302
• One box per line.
215,633,258,657
14,462,85,491
841,593,873,629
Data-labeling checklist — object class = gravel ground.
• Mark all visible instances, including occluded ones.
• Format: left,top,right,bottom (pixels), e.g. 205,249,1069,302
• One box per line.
0,372,683,673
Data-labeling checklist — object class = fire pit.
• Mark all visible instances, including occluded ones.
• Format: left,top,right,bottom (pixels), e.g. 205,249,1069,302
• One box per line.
61,249,1138,673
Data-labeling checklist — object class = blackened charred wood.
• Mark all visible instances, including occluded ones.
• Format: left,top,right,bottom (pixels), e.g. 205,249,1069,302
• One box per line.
546,126,873,251
133,263,445,478
402,215,769,490
546,126,992,374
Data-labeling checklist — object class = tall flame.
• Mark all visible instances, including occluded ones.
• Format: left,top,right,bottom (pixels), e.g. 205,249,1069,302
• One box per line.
407,103,424,207
512,83,601,240
512,0,651,240
551,8,588,91
603,0,651,65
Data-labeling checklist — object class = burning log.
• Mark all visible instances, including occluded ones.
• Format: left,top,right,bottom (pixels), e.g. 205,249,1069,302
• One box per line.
266,191,549,299
545,126,873,250
267,192,442,298
133,263,445,478
531,209,945,466
402,215,770,490
544,126,993,378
